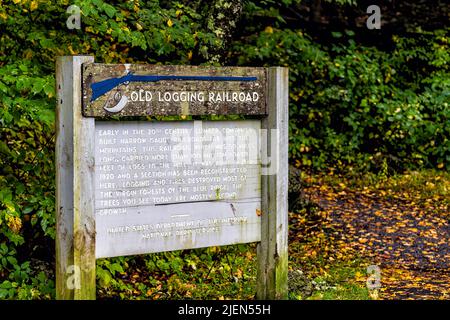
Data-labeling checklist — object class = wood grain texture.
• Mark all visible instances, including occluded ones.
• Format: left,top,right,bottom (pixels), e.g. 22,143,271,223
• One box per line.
56,55,96,300
56,56,74,300
82,64,267,117
257,67,289,300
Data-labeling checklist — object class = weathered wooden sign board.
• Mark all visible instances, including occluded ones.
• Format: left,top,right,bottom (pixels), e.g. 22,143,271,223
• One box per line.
82,64,267,117
56,56,288,300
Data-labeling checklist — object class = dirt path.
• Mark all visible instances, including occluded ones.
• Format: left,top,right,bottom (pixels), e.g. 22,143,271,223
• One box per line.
304,183,450,300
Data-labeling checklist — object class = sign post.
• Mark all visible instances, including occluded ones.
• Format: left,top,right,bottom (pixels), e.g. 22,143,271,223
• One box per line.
56,56,288,300
257,67,289,299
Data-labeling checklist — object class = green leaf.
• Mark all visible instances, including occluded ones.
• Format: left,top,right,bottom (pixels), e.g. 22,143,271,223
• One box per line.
0,141,11,156
0,81,8,93
36,109,55,125
345,30,355,36
22,207,34,214
43,80,55,98
32,79,45,94
7,256,17,267
103,4,116,18
18,64,28,72
97,268,112,287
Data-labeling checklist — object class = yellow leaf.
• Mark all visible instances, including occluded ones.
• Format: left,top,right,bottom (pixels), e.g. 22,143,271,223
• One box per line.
136,22,143,31
369,289,379,300
245,251,253,260
167,19,173,27
176,9,183,17
437,163,444,169
354,271,365,281
30,0,38,11
265,26,273,34
0,12,7,20
187,50,193,60
386,227,396,233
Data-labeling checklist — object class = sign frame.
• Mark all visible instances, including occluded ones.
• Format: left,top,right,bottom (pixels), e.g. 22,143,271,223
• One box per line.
55,56,288,300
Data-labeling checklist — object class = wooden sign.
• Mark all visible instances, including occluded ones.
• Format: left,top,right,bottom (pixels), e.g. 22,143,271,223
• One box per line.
56,56,288,300
82,64,267,117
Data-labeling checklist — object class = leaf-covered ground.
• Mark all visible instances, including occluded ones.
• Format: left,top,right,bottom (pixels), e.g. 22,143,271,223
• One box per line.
301,170,449,300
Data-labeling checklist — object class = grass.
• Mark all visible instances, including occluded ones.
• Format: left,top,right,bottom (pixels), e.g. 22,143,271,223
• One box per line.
288,237,372,300
306,262,371,300
97,240,372,300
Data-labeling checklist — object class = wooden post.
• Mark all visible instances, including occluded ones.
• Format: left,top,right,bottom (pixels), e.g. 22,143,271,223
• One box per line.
56,56,96,300
257,67,289,299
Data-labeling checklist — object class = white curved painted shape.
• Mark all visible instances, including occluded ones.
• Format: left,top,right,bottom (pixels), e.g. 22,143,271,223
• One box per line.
103,95,128,113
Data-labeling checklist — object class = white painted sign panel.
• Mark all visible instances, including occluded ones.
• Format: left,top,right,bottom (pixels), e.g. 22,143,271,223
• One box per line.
94,120,262,258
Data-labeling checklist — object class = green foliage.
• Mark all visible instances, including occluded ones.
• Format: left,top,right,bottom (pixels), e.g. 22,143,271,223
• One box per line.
0,0,230,299
0,243,54,299
0,57,56,299
232,25,449,171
